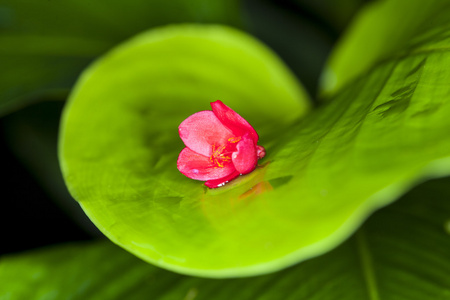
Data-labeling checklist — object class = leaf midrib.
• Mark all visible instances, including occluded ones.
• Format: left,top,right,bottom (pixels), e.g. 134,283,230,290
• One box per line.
356,230,380,300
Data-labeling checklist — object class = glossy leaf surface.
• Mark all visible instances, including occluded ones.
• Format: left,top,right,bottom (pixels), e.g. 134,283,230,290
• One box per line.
0,0,241,116
60,17,450,277
2,176,449,298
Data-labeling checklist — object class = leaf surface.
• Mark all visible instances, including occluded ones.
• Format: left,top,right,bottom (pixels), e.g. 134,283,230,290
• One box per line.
2,177,449,299
60,17,450,277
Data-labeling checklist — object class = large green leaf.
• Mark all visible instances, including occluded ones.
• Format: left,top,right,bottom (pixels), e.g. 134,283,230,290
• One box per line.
319,0,450,98
2,176,449,299
0,0,241,116
59,15,450,277
59,24,310,277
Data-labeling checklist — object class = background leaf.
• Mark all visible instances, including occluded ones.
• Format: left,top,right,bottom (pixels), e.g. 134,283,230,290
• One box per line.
2,176,449,299
319,0,450,98
60,14,450,277
0,0,241,116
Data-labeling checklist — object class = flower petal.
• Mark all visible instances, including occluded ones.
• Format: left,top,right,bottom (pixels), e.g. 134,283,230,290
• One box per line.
256,145,266,159
179,111,234,157
177,147,236,181
205,170,240,188
231,134,257,174
211,100,259,144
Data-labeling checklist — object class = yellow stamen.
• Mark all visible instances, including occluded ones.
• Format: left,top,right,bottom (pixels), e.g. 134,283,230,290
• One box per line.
228,137,241,143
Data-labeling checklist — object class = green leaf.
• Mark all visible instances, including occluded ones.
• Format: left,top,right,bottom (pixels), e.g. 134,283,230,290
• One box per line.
0,0,241,116
319,0,450,98
2,177,450,299
59,24,310,277
59,15,450,277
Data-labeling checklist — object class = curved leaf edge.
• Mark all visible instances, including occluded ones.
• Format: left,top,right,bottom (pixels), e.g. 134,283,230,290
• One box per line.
58,23,312,278
75,156,450,278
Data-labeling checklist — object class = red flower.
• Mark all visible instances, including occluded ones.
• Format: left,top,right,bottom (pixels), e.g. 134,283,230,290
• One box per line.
177,100,266,188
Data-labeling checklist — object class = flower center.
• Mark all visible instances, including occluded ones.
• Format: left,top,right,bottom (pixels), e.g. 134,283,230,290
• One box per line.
210,137,241,168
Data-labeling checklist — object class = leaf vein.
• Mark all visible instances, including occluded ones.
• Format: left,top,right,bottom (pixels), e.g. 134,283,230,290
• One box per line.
356,230,380,300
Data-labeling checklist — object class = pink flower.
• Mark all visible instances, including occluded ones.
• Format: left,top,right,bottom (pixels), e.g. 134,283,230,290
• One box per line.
177,100,266,188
